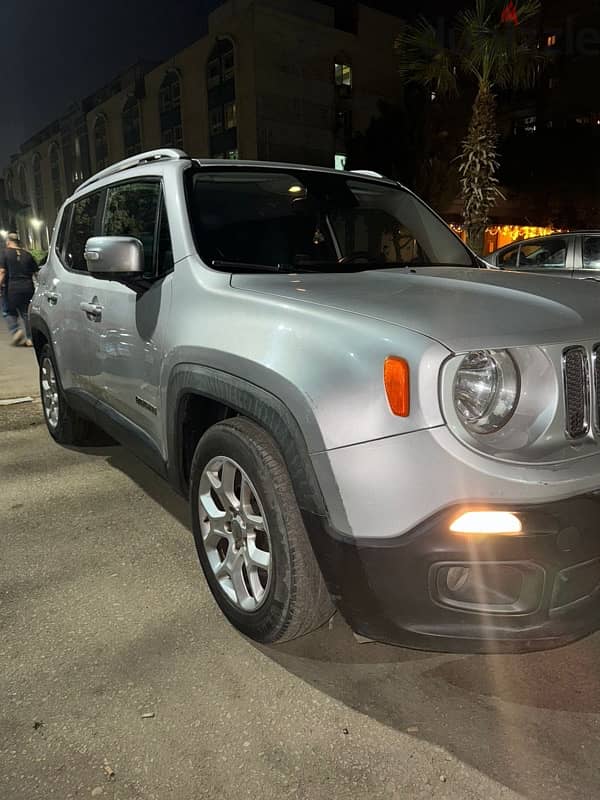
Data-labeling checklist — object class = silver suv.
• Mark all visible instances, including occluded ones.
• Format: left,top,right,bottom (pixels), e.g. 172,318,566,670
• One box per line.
31,149,600,653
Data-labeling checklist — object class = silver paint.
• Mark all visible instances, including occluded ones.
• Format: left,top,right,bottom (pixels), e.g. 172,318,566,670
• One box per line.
32,155,600,543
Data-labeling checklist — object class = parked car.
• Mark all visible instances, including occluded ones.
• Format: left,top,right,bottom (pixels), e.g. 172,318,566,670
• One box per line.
487,231,600,278
31,149,600,653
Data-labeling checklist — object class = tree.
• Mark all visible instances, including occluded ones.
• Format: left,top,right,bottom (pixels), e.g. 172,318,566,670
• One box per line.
396,0,542,252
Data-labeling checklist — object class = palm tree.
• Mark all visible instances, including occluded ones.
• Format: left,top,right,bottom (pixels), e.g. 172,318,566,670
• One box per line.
396,0,543,252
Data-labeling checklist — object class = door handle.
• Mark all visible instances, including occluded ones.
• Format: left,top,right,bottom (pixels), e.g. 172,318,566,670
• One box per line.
80,301,103,320
47,292,59,305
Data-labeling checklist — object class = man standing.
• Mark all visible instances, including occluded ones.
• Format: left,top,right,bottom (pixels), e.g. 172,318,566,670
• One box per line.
0,233,39,346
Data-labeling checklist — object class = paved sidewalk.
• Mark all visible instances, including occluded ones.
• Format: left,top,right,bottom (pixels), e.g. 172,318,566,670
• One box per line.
0,327,39,400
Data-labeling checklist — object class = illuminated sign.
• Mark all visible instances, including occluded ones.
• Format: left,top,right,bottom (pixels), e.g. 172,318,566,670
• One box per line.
501,1,519,25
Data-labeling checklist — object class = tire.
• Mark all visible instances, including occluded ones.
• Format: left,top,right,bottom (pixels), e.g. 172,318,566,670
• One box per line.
189,417,334,643
39,344,109,446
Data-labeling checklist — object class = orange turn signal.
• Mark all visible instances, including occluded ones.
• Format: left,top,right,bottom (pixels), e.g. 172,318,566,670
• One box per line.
384,357,410,417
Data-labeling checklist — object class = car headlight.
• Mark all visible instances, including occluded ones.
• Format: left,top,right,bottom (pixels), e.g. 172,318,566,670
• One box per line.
453,350,520,434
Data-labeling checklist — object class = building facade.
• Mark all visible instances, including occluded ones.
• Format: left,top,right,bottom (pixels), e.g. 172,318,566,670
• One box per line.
2,0,401,251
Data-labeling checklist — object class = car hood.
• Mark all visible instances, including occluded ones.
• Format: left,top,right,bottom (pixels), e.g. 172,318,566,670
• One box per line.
231,267,600,352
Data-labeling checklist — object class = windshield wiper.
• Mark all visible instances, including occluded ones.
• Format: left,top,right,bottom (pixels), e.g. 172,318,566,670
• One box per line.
212,259,289,273
295,260,416,271
211,260,326,274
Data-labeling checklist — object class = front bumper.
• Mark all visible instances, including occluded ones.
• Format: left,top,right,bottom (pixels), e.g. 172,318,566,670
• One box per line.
303,494,600,653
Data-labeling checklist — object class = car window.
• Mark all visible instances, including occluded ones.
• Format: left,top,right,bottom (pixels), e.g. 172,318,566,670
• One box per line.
518,238,567,269
102,181,161,277
187,169,473,271
65,192,102,271
582,236,600,269
156,198,174,276
498,245,519,268
54,206,71,263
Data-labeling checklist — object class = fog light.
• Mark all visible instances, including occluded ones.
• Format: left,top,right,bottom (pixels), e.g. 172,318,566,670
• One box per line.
433,562,532,613
446,565,470,592
450,511,522,535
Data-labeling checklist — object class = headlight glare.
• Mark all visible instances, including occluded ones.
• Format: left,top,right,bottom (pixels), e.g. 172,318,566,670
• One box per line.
453,350,519,434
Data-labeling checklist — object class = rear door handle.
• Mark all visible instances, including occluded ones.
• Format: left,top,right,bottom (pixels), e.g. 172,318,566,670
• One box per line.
80,301,103,321
47,292,59,305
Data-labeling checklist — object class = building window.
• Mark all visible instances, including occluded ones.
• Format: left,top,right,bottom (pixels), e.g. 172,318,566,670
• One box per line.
224,101,237,130
159,71,181,113
122,95,142,156
335,63,353,88
207,59,221,89
206,39,238,158
209,107,223,135
50,144,63,209
222,51,235,82
32,154,43,217
5,170,13,201
226,149,239,160
514,115,537,135
159,71,183,149
334,153,347,171
547,34,557,47
94,116,109,170
207,40,235,89
18,166,28,204
73,136,83,184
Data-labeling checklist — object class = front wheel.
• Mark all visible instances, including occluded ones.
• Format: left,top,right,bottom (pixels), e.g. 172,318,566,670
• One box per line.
189,417,334,643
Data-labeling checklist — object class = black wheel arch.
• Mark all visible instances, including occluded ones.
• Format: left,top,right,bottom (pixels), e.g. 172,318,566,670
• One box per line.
29,312,52,362
166,364,334,520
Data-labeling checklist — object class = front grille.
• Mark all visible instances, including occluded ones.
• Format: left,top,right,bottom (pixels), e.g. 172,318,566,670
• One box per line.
563,346,589,438
594,346,600,431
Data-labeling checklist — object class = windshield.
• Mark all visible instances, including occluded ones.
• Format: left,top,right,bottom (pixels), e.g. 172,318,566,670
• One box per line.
186,168,473,272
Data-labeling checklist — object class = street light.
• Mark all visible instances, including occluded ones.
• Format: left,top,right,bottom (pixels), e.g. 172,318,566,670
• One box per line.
0,229,7,238
30,218,43,230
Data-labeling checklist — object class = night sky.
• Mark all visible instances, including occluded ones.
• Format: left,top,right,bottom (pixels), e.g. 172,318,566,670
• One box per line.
2,0,456,169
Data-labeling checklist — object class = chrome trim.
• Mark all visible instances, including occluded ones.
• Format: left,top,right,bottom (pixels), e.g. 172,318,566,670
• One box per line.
593,344,600,432
562,346,590,440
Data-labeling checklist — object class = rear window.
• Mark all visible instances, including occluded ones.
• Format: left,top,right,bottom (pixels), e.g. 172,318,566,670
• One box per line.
186,169,473,272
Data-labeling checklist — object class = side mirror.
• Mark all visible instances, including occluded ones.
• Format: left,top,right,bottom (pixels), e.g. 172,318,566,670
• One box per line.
84,236,144,277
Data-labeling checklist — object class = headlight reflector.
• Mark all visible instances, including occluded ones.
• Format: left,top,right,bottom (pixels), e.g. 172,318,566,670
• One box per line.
453,350,519,434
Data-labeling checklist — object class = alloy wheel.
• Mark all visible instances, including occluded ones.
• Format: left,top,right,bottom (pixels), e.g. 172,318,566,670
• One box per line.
198,456,272,612
41,357,60,430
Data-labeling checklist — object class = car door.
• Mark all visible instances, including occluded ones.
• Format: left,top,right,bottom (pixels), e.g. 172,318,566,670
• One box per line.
86,178,173,450
577,234,600,281
46,190,105,394
513,236,574,278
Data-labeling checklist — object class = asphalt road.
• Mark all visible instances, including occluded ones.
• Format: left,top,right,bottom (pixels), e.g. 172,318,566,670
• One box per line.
2,336,600,799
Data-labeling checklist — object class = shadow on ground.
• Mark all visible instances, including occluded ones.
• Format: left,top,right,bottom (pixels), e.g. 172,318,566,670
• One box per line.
94,441,600,800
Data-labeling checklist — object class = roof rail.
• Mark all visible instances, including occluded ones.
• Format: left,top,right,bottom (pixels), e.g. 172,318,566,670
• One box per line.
77,148,190,193
350,169,385,179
